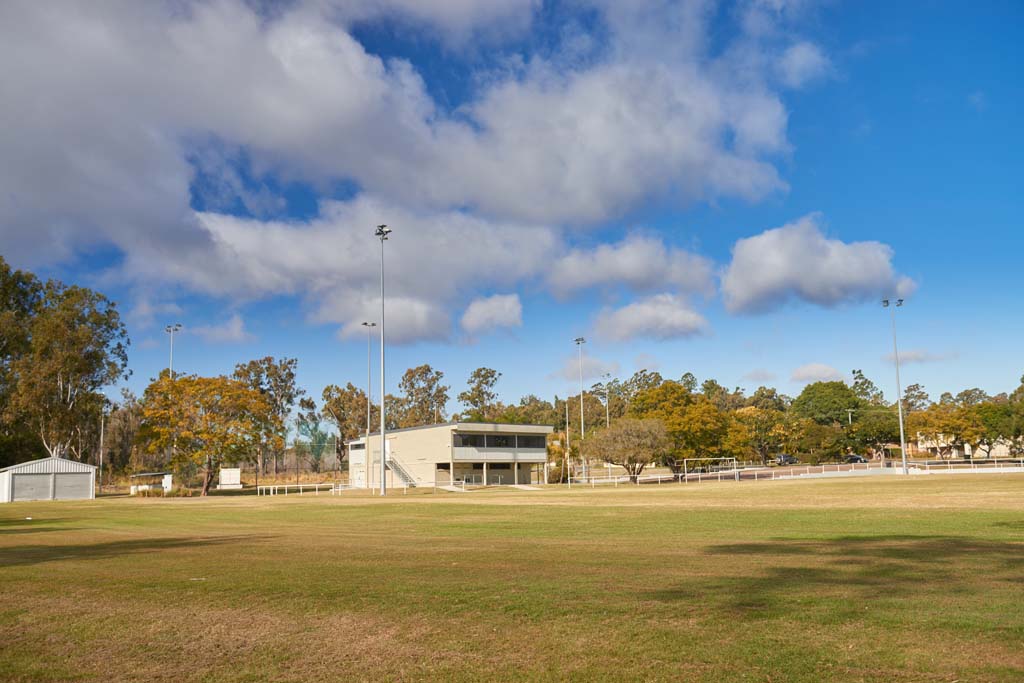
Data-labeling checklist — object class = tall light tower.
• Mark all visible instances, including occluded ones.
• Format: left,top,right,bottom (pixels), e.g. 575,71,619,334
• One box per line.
376,224,391,496
164,323,182,378
883,299,909,475
574,337,586,480
361,321,376,488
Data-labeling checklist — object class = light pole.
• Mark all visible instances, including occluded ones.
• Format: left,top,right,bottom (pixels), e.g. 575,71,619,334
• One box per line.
376,224,391,496
883,299,909,475
361,321,376,489
164,323,182,378
574,337,586,480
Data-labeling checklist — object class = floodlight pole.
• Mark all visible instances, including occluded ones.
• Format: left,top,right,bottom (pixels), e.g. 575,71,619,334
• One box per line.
883,299,909,475
376,224,391,496
164,323,182,379
574,337,586,481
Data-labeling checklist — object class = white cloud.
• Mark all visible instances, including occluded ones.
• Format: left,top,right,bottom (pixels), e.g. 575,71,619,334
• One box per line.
742,368,777,382
553,351,620,383
594,294,708,342
0,1,833,343
184,196,556,344
777,41,830,88
721,213,916,314
127,297,183,330
191,314,255,344
460,294,522,336
790,362,842,383
549,234,715,297
886,349,956,365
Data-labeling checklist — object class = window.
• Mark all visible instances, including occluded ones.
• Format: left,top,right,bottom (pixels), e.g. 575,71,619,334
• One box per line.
472,463,483,470
486,434,514,448
349,443,365,451
436,463,450,471
453,433,486,448
490,463,511,470
516,435,547,449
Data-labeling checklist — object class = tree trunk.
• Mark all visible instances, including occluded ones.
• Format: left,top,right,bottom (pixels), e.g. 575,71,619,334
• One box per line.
201,458,214,496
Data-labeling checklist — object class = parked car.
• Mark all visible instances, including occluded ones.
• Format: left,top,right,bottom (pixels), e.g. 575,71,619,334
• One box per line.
844,454,869,464
775,454,799,466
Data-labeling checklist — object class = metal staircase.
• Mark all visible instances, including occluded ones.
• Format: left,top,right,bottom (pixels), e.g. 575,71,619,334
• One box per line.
386,455,417,488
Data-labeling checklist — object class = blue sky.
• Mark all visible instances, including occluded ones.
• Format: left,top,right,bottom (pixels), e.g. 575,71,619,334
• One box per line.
2,0,1021,415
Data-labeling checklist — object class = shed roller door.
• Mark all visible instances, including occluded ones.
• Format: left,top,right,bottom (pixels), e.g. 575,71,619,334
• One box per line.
55,473,91,500
12,474,51,501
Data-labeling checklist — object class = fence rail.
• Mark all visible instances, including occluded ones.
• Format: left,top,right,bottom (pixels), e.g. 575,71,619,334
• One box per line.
256,483,335,496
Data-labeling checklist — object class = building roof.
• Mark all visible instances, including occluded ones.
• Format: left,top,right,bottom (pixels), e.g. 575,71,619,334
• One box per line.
0,456,97,474
345,421,553,445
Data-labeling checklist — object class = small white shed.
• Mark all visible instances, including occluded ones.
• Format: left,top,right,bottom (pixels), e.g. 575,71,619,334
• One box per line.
0,456,97,503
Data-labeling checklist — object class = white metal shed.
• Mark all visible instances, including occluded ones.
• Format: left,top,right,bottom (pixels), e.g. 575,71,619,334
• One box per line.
0,456,96,503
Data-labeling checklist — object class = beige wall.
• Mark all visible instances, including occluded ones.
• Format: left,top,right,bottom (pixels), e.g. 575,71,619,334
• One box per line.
349,423,551,488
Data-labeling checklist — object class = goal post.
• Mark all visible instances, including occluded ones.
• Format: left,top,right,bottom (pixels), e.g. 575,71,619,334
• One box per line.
682,457,738,475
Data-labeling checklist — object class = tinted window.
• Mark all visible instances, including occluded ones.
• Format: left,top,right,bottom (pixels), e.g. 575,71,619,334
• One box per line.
517,435,547,449
486,434,514,448
490,463,511,470
349,443,365,451
453,433,486,448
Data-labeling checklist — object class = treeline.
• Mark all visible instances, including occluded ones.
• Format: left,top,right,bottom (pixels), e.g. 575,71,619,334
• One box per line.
0,256,129,468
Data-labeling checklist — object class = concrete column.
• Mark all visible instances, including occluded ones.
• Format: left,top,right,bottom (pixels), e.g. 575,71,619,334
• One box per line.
514,454,519,485
482,461,488,486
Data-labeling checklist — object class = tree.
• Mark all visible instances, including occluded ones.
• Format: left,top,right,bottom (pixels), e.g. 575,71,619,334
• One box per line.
902,384,931,413
497,395,557,426
586,419,670,482
700,378,745,411
321,383,376,444
746,386,789,412
629,380,693,422
969,402,1010,459
5,280,129,459
954,388,991,408
139,374,272,495
621,369,664,405
791,381,860,426
233,357,303,474
396,364,449,427
458,367,501,421
733,406,786,465
672,397,731,469
296,397,330,473
851,408,899,460
105,388,142,476
851,369,884,405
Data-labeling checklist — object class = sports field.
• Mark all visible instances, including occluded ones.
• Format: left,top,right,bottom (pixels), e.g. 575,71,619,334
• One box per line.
1,476,1022,682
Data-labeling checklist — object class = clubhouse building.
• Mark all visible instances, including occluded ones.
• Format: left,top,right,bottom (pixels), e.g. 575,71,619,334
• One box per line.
346,422,553,489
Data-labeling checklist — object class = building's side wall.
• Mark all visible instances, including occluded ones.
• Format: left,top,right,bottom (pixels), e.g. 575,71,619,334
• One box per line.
0,471,10,503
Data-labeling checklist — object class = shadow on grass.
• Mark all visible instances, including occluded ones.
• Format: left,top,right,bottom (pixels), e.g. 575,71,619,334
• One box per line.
0,535,259,569
0,518,78,536
649,535,1024,618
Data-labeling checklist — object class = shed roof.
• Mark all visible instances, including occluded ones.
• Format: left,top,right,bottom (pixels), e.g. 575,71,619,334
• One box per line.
0,456,97,474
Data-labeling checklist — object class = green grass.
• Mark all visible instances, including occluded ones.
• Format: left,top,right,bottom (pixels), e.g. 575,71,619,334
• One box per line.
1,476,1022,682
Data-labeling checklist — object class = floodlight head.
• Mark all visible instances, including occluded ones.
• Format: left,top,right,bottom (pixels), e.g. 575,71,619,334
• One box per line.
375,224,391,240
882,299,890,307
574,337,586,345
165,323,182,333
896,299,904,307
361,321,377,328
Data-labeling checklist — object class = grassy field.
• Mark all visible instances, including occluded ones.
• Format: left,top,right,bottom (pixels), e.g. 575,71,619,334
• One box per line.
1,476,1022,682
